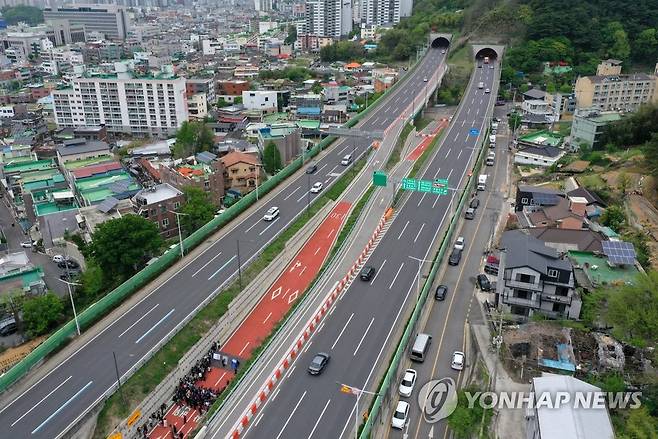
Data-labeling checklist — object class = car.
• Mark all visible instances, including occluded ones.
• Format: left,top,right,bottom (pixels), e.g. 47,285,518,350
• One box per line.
310,182,323,193
451,351,465,370
305,164,318,174
20,241,33,248
398,369,417,397
52,254,65,263
464,207,476,220
454,236,465,251
391,401,410,429
423,77,428,82
0,318,17,337
441,50,446,54
469,198,480,209
485,88,491,94
477,274,492,291
58,259,80,270
360,265,376,281
490,65,494,69
308,352,330,375
263,206,279,221
435,284,448,301
340,154,353,166
478,64,482,68
448,248,462,266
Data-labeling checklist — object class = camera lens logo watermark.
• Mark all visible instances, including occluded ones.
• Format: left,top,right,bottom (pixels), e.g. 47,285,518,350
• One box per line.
417,377,458,423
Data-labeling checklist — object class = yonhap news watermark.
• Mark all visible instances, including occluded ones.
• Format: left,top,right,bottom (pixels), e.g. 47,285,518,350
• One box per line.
418,377,642,424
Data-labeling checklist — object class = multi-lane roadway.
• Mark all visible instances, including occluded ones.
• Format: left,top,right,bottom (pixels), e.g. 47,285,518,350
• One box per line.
0,45,450,439
240,58,499,439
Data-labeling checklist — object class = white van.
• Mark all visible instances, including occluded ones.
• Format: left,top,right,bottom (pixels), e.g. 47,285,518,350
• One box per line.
410,333,432,362
478,82,484,89
489,134,496,144
477,174,488,191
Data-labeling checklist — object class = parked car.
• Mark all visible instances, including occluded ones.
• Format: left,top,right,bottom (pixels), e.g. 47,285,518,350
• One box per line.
448,248,462,266
310,182,323,193
58,259,80,270
52,254,65,263
464,208,475,220
477,274,491,291
306,164,318,174
360,266,376,281
398,369,417,397
469,198,480,209
435,284,448,301
441,50,446,54
454,236,465,251
391,401,410,429
263,206,280,221
308,352,330,375
451,351,465,370
20,241,33,248
0,318,17,336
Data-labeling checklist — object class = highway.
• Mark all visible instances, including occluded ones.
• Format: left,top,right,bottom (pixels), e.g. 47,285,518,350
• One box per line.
241,57,499,439
0,45,449,439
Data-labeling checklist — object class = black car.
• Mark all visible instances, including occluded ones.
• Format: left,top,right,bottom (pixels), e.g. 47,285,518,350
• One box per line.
469,198,480,209
448,248,462,266
435,285,448,301
58,259,80,270
305,164,318,174
308,352,330,375
0,321,17,336
477,274,492,291
360,266,376,281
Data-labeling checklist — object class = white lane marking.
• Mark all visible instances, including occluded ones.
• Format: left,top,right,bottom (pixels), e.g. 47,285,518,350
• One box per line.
317,321,325,333
208,254,238,280
432,194,441,209
370,259,386,285
283,186,301,201
433,168,441,179
299,266,307,277
327,228,336,238
316,163,328,174
303,340,313,353
314,246,322,255
271,388,281,401
327,165,338,175
447,168,454,179
353,317,375,356
238,342,250,357
258,217,280,236
11,376,72,427
445,148,451,157
243,219,261,234
275,390,307,439
31,380,93,434
461,120,466,127
457,149,463,160
331,312,354,350
192,251,223,277
417,193,427,207
414,223,425,243
308,399,331,439
118,303,159,338
263,312,272,324
467,107,471,115
254,413,264,428
135,308,175,344
453,132,459,142
389,263,405,290
397,220,409,240
214,371,228,387
339,144,351,156
296,192,309,203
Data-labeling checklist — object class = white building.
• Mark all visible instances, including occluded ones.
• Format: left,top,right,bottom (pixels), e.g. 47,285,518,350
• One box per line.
52,63,188,137
242,90,278,112
360,0,408,25
202,38,224,56
305,0,352,38
187,93,208,120
44,4,130,40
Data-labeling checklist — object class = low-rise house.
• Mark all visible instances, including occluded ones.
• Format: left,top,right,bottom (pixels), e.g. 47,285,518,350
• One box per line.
56,138,111,164
570,108,623,150
515,185,563,212
257,124,301,164
132,183,184,238
527,373,614,439
0,251,45,297
527,197,587,230
514,131,565,167
527,227,606,253
567,186,607,219
160,152,225,205
323,104,348,124
220,150,264,195
496,230,580,320
568,244,640,290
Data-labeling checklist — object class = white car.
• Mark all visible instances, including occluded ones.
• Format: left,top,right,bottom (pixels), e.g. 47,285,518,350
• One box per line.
391,400,409,429
485,88,491,94
310,182,323,193
340,154,353,166
441,50,446,54
20,241,33,248
451,351,465,370
52,254,65,263
263,206,279,221
398,369,417,397
423,77,428,82
454,236,465,251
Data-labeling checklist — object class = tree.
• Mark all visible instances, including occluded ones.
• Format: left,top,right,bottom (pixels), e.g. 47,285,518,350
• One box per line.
508,112,522,133
617,407,658,439
600,205,626,232
617,172,631,194
173,121,215,158
263,141,283,174
605,21,631,61
606,271,658,346
1,5,43,25
79,261,105,304
284,25,297,45
89,215,163,282
22,293,63,337
180,186,217,235
633,28,658,62
447,388,491,439
216,97,231,108
311,82,323,94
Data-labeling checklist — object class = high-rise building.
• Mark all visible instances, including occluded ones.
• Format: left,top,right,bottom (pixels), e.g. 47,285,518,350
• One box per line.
360,0,412,26
44,4,130,40
52,64,188,137
305,0,352,38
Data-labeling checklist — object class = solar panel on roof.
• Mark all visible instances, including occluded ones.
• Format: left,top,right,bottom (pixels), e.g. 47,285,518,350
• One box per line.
97,196,119,213
109,180,131,194
602,240,636,265
533,193,559,205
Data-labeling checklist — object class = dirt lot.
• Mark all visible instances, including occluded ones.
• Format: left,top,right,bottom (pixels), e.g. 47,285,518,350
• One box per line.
627,195,658,268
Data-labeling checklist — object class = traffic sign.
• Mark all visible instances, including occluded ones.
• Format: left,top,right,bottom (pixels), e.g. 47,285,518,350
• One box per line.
418,179,433,193
402,178,418,191
432,178,449,195
373,171,387,187
469,128,480,136
401,177,449,196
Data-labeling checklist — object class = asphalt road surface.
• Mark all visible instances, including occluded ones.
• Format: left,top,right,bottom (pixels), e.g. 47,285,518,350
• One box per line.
0,46,450,439
243,60,498,439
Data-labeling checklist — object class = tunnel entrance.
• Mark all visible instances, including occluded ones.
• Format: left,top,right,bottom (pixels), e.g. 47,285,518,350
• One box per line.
475,47,499,61
431,37,450,49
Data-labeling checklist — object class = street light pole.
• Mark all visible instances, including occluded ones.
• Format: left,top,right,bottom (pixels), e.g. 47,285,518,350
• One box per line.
58,277,81,336
236,239,242,290
169,211,189,259
409,256,434,296
306,173,311,216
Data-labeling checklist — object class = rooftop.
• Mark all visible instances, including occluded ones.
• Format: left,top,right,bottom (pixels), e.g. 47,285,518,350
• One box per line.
518,130,563,147
3,159,56,174
134,183,182,205
501,230,572,272
220,150,260,168
568,251,639,287
57,138,110,157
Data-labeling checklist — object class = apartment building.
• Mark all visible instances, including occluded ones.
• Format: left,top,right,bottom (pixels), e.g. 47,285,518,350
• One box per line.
52,64,188,137
574,61,658,112
305,0,352,38
359,0,410,26
242,90,277,112
44,4,130,40
496,230,581,321
186,77,216,105
570,108,623,150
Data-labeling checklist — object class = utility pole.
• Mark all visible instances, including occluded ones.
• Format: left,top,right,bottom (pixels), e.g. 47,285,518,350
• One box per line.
113,351,126,406
236,239,242,290
169,211,189,259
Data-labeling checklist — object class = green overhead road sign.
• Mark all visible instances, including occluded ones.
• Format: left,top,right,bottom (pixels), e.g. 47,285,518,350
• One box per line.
373,171,387,187
402,178,418,191
432,178,449,195
401,177,449,195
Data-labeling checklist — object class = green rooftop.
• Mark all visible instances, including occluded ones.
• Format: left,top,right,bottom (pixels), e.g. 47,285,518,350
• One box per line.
75,172,139,204
568,251,639,287
0,266,44,291
519,130,562,147
3,159,56,174
263,112,290,124
63,155,114,170
589,113,623,124
296,120,321,129
34,201,78,216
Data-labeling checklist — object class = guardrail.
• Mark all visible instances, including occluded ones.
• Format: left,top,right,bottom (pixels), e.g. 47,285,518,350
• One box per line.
359,58,501,438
